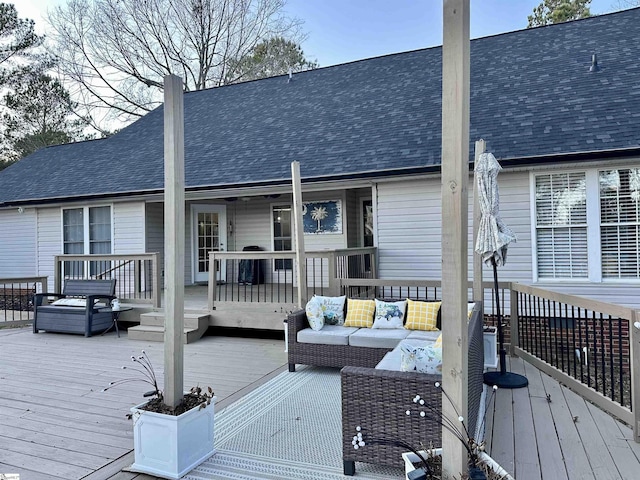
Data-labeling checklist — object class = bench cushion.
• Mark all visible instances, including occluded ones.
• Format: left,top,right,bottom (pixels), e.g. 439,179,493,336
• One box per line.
348,327,410,348
297,325,358,345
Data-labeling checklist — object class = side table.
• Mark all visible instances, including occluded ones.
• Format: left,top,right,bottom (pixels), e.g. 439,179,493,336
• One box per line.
101,306,133,337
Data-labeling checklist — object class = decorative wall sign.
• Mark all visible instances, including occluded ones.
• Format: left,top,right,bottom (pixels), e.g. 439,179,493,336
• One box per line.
302,200,342,234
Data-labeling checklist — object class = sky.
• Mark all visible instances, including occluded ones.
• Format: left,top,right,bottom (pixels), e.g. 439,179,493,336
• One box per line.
17,0,624,68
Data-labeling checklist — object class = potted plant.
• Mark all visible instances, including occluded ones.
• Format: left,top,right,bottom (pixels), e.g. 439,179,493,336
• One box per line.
104,350,216,480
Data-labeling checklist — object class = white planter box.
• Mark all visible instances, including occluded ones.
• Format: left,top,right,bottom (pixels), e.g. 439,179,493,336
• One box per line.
129,396,217,479
402,448,514,480
483,327,498,369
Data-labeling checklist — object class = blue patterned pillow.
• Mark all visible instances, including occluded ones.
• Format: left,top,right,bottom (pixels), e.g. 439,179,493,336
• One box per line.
305,297,324,331
372,299,406,329
314,295,347,325
400,343,443,374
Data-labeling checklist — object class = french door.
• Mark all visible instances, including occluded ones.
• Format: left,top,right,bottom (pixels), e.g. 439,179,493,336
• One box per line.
191,205,227,283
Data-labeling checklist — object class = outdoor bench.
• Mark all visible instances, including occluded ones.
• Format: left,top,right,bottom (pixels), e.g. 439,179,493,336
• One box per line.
33,279,117,337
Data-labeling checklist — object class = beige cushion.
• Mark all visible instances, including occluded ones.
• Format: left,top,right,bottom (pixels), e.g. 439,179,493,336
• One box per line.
406,330,442,342
297,325,358,346
348,328,410,348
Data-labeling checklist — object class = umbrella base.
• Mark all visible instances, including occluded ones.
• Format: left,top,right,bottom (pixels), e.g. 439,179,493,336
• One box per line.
483,371,528,389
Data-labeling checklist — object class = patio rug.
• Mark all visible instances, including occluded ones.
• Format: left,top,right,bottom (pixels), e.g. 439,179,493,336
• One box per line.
185,365,405,480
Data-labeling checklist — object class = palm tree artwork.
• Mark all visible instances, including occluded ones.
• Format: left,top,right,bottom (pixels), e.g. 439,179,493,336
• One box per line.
311,206,328,232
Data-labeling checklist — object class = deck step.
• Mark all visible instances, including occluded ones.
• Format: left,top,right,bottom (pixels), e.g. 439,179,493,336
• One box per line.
128,312,210,343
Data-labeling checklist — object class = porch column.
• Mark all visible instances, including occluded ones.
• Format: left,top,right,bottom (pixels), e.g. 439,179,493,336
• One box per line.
163,74,185,409
441,0,470,476
291,161,307,308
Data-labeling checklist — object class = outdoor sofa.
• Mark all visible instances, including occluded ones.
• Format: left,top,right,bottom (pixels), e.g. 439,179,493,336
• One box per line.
33,279,117,337
341,302,484,474
286,298,485,474
287,298,447,372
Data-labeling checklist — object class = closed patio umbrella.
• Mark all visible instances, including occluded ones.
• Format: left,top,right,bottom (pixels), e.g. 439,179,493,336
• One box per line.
475,152,528,389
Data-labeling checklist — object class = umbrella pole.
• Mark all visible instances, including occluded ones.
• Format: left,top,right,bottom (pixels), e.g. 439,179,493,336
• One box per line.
483,257,529,389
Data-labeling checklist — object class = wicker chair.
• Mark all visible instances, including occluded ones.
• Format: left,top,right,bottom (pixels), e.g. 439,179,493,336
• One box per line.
341,302,485,475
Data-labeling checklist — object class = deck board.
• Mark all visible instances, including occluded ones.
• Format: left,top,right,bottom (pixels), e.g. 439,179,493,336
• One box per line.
510,356,542,480
485,355,640,480
0,326,287,479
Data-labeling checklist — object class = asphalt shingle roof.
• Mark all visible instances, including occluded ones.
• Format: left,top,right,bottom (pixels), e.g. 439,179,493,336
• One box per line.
2,8,640,205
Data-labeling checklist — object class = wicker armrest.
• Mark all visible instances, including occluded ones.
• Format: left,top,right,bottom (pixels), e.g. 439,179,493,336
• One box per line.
341,366,443,471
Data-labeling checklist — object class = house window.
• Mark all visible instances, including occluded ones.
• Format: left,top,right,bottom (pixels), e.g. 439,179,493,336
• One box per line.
273,205,292,270
534,172,588,279
63,206,112,276
599,168,640,278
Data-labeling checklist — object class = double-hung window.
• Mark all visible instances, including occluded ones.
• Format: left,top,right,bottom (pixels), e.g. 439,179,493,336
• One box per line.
534,168,640,281
63,206,112,276
534,172,588,279
599,168,640,278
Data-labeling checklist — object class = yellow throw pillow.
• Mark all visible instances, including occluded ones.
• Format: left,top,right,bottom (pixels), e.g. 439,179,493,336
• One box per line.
434,332,443,348
344,299,376,328
405,299,441,331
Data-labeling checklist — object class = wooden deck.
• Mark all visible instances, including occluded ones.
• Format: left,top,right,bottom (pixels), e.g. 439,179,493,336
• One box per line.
485,356,640,479
0,326,287,480
2,323,640,479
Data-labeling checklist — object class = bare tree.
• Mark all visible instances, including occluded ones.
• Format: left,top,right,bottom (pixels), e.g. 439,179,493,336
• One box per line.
47,0,303,132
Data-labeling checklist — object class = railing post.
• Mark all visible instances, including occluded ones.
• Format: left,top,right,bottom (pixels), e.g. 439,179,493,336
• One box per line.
134,259,141,299
370,249,378,279
510,283,519,356
54,256,62,293
208,252,216,311
327,251,338,296
632,310,640,442
152,253,161,308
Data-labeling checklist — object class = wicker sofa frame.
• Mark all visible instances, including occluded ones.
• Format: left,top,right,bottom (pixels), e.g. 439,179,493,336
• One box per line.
287,309,393,372
341,302,485,475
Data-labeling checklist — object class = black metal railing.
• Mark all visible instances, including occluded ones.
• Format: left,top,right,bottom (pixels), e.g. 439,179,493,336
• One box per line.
0,277,47,324
54,254,161,307
515,286,632,409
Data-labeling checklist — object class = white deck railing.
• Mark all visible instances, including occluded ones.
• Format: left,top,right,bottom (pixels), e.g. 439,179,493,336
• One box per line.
0,276,47,325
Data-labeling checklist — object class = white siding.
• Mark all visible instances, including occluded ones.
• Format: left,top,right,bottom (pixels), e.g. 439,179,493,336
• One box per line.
113,202,146,253
145,202,164,272
376,172,640,310
37,207,62,291
0,208,37,278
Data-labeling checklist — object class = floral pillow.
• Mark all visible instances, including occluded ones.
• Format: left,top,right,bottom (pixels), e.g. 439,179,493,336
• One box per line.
372,299,406,329
305,297,324,331
314,295,347,325
400,343,443,374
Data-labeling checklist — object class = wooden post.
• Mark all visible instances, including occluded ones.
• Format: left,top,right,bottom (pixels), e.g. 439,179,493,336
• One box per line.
291,162,307,308
441,0,470,476
207,251,218,311
163,74,185,409
632,311,640,442
472,139,485,303
152,252,161,308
